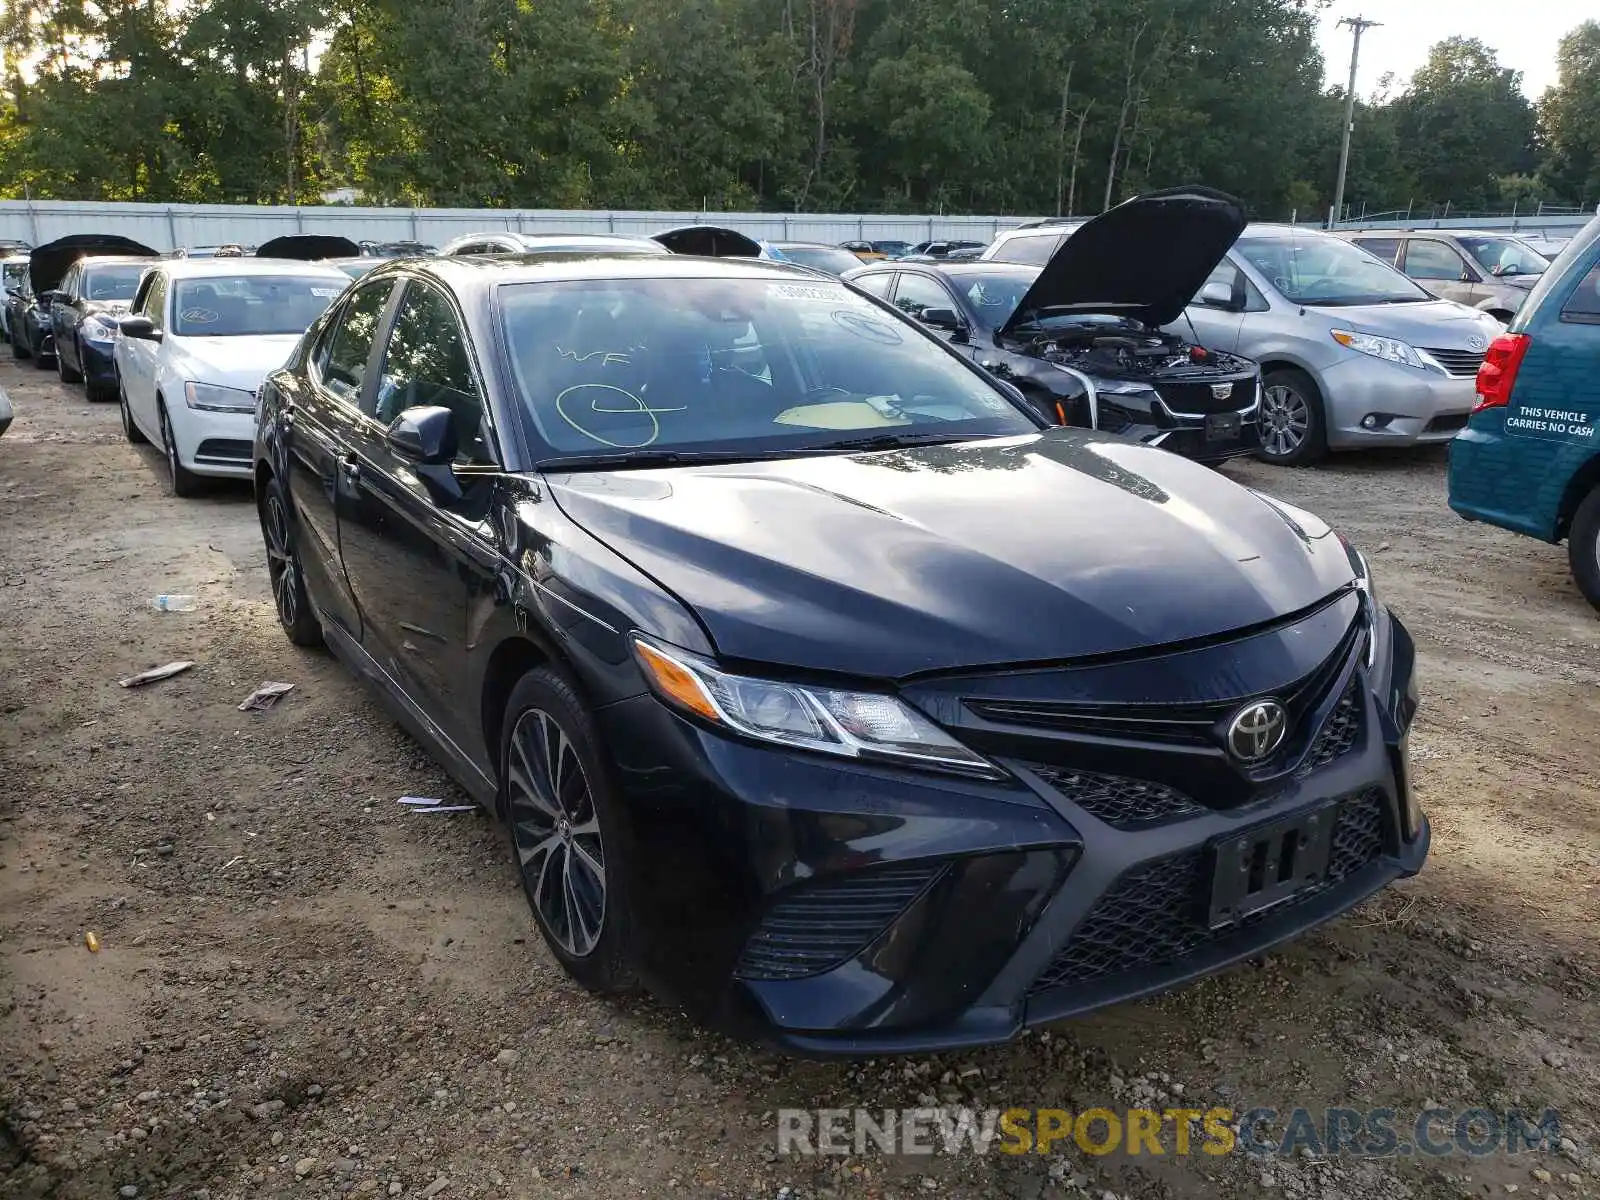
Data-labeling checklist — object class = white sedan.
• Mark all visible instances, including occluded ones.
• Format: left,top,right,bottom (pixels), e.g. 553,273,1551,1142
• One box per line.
115,258,351,495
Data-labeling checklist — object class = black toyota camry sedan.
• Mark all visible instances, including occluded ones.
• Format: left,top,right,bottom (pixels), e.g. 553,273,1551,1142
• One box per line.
846,188,1263,464
254,250,1426,1053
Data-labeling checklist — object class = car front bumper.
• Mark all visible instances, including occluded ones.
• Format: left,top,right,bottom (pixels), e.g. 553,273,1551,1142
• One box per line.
1320,357,1477,448
596,605,1424,1055
169,402,256,479
80,338,119,387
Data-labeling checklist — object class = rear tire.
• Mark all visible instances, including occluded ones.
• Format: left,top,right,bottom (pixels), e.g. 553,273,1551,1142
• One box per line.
31,335,51,369
259,477,324,647
1568,486,1600,614
1255,367,1328,466
158,397,203,498
502,666,636,995
58,338,83,385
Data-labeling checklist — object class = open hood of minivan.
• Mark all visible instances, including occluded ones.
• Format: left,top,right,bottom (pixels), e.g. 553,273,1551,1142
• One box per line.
999,186,1247,336
652,226,763,258
30,234,158,294
256,234,360,262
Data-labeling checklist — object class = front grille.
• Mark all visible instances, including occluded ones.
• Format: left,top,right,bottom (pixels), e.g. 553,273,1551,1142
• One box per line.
1027,789,1389,994
1028,765,1204,828
1155,374,1259,416
1296,679,1362,777
734,862,946,982
195,438,253,463
1422,348,1486,377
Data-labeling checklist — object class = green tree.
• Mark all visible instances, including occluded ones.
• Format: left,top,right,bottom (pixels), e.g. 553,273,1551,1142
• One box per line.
1539,20,1600,206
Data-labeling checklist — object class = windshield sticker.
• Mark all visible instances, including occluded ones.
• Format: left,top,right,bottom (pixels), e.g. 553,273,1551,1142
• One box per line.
310,287,342,297
180,308,218,324
830,309,904,345
1502,403,1595,444
773,284,838,302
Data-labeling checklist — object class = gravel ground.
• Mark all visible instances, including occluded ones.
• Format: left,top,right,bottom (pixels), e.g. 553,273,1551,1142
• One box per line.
1,356,1597,1200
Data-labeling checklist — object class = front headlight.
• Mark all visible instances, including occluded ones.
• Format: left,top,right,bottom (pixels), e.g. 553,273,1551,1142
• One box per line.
184,381,256,413
1331,329,1426,370
81,316,116,341
1337,532,1380,667
632,636,1002,779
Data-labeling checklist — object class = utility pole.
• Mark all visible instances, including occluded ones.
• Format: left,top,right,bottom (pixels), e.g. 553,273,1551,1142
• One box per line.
1331,15,1381,228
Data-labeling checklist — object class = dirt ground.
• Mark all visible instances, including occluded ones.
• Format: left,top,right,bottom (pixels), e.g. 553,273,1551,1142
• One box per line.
0,354,1596,1200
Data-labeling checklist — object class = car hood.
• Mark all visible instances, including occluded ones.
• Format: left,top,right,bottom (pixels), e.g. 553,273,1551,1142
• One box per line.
168,334,305,389
30,235,158,294
256,234,360,261
545,429,1357,679
1303,298,1503,349
999,186,1246,336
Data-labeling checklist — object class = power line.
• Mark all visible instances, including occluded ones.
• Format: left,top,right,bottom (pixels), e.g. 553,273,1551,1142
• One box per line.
1331,15,1382,228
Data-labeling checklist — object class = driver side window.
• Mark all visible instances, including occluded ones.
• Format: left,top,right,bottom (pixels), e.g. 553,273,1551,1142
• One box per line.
314,280,394,404
892,274,957,321
370,281,494,466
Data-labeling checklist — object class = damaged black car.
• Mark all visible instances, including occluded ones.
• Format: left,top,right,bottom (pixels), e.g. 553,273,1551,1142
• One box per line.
846,187,1262,463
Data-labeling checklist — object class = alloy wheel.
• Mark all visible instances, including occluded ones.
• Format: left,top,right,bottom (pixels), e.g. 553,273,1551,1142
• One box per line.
162,409,179,483
263,491,300,629
1261,384,1310,458
507,708,606,958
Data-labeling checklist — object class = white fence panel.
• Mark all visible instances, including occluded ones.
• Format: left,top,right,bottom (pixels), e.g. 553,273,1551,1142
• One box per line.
0,201,1033,252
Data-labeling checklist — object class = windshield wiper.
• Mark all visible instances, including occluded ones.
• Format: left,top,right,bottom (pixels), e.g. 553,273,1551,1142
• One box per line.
821,430,980,453
536,448,801,471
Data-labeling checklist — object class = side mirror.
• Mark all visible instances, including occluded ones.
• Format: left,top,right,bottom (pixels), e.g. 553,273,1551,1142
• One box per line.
921,307,963,330
1198,281,1235,308
386,405,456,465
118,315,162,342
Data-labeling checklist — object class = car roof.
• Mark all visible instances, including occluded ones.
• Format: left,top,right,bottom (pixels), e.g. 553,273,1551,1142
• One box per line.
771,240,852,250
1238,224,1341,240
73,255,160,266
851,260,1036,278
375,251,843,289
445,231,661,250
156,257,352,279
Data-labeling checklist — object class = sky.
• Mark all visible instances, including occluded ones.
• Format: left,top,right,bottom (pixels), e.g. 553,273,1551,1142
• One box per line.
1315,0,1575,100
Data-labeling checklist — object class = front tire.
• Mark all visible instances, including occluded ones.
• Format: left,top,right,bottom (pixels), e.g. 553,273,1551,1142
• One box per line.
9,326,25,359
31,333,51,369
58,338,83,385
260,478,324,647
1255,367,1328,466
502,667,635,994
1568,486,1600,614
120,381,147,444
158,397,203,498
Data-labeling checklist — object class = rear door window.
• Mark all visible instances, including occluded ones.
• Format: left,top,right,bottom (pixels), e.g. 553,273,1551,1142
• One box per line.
1401,239,1471,281
1352,237,1400,264
891,273,958,320
1560,261,1600,325
992,233,1062,266
849,272,894,299
316,280,394,404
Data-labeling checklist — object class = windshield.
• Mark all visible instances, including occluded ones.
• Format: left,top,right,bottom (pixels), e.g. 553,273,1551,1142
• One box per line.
172,275,345,336
772,246,863,276
82,264,149,302
1458,236,1548,278
1237,234,1432,305
500,276,1033,462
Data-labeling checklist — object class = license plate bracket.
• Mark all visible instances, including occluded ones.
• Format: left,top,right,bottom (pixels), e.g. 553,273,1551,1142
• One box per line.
1205,411,1242,441
1205,803,1337,929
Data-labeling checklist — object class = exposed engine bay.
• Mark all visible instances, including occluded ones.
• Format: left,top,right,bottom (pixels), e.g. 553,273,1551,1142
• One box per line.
1017,321,1256,383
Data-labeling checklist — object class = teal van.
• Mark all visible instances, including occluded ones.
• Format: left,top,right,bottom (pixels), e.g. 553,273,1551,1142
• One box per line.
1448,214,1600,610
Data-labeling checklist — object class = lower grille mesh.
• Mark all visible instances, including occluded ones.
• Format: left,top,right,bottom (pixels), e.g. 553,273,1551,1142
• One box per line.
1027,789,1389,994
1297,679,1362,777
735,862,945,982
1027,766,1204,828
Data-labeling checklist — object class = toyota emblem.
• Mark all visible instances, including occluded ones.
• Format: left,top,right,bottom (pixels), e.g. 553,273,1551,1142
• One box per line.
1467,335,1486,351
1226,700,1288,763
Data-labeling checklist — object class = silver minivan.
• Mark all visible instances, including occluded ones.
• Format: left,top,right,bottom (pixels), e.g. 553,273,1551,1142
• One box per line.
1177,225,1505,464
